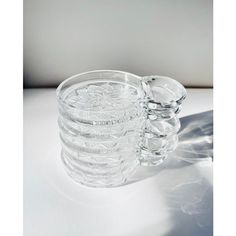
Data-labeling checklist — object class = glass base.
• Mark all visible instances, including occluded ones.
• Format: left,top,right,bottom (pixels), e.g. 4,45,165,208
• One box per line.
139,155,167,166
61,151,138,188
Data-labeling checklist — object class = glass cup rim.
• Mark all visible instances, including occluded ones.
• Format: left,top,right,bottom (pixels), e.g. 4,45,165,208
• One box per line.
57,69,141,93
56,70,142,112
56,70,186,113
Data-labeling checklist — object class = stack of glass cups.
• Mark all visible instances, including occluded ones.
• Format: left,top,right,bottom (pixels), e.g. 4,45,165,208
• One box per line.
56,70,186,187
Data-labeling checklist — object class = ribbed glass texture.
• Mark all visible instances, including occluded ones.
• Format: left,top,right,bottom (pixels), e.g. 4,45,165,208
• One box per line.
57,71,186,187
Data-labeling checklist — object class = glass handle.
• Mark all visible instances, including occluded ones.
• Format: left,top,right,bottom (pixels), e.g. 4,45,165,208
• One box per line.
139,75,187,166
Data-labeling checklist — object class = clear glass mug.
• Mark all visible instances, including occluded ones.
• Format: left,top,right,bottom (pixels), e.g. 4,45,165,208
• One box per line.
56,70,186,187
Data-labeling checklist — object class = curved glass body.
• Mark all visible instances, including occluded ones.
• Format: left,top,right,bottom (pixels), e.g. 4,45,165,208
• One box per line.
56,70,186,187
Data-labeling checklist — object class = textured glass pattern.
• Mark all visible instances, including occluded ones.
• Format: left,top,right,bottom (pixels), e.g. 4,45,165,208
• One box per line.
139,76,186,166
57,73,145,187
57,71,186,187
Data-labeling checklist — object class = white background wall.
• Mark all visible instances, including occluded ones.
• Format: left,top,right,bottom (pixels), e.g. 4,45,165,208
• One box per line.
24,0,212,88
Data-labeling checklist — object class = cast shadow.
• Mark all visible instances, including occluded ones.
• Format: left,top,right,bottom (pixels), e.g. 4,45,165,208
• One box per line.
124,111,213,236
163,164,213,236
127,110,213,184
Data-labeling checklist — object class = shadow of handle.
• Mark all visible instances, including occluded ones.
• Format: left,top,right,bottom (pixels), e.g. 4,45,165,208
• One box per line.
127,110,213,184
175,110,213,163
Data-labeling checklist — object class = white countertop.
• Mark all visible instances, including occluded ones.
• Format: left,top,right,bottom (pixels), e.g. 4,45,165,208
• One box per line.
24,89,213,236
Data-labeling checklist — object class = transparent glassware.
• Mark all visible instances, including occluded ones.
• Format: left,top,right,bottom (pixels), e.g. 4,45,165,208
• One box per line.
56,70,186,187
139,76,186,166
